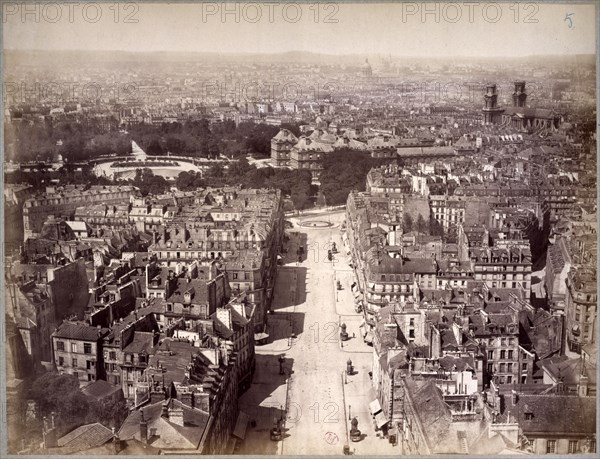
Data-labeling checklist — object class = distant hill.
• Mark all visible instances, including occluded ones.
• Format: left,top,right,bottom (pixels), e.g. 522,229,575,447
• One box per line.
4,49,595,68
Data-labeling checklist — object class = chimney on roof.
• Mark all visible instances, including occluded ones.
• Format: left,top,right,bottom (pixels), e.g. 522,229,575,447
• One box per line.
140,409,148,444
179,388,194,408
112,427,122,454
196,390,210,413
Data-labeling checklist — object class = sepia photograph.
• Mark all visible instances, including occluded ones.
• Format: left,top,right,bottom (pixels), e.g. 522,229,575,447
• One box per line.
1,1,598,456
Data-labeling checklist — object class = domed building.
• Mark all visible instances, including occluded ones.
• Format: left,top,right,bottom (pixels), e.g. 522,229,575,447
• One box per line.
362,58,373,78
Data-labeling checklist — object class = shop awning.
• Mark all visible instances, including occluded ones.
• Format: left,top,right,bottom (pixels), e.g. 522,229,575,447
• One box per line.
233,411,249,439
369,399,382,415
375,412,388,429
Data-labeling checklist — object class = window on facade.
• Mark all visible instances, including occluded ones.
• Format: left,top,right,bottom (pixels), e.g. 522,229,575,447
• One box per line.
88,374,95,381
506,376,512,384
499,363,506,373
500,350,506,359
58,356,64,366
72,358,78,368
56,341,65,351
508,350,514,359
71,343,77,353
507,363,513,373
568,440,578,454
84,343,92,354
546,440,556,454
488,351,494,360
109,351,116,360
522,362,528,371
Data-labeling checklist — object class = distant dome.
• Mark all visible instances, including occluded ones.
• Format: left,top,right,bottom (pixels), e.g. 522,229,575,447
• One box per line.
362,59,372,77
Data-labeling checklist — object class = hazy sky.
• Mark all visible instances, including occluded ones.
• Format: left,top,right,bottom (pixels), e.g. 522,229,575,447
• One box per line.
3,2,597,57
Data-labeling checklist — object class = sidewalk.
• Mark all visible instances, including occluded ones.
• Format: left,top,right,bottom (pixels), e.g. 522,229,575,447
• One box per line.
333,269,360,316
338,316,372,354
257,315,294,353
237,355,289,455
257,265,299,354
341,357,399,455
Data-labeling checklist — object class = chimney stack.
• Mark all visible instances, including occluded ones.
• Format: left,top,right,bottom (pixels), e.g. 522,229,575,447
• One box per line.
112,427,122,454
140,409,148,444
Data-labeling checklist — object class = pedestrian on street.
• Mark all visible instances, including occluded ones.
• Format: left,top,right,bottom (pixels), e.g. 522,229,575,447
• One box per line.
353,332,355,338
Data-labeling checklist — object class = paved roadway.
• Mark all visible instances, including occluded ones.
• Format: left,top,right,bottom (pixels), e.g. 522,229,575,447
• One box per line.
238,211,398,455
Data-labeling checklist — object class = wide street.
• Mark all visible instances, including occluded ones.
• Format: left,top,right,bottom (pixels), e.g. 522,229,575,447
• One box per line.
238,210,398,455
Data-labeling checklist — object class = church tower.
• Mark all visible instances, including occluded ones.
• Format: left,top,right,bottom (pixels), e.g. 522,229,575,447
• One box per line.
482,84,504,124
512,81,527,108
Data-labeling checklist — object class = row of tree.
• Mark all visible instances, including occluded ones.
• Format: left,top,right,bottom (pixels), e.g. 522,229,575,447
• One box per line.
129,120,303,160
319,149,392,205
201,159,314,210
4,120,131,163
5,117,303,164
5,167,112,191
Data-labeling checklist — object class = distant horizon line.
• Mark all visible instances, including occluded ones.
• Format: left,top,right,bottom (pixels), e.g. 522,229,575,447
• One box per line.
5,48,596,59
